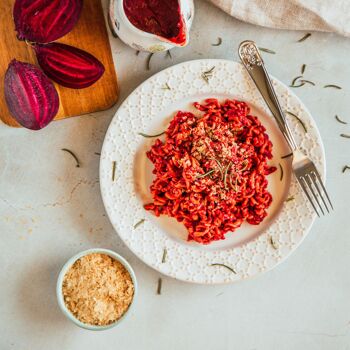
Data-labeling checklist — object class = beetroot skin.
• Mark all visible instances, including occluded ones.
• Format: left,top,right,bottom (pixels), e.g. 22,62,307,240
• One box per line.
4,59,59,130
34,43,105,89
14,0,83,43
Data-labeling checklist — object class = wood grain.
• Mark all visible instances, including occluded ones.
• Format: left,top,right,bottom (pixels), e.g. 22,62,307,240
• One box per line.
0,0,118,127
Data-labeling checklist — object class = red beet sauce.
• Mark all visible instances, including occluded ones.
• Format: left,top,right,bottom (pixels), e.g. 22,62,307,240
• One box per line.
123,0,186,45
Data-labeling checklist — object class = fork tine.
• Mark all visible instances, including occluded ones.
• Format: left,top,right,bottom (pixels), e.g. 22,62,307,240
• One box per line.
304,174,325,215
297,176,320,217
311,172,329,213
313,170,334,210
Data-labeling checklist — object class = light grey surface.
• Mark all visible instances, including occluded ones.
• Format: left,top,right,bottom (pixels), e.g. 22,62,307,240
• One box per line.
1,1,350,349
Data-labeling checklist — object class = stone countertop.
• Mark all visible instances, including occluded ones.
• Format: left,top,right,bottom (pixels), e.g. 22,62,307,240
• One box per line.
1,1,350,349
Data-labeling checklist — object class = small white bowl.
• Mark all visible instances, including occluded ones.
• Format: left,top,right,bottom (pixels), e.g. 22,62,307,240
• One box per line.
56,248,137,331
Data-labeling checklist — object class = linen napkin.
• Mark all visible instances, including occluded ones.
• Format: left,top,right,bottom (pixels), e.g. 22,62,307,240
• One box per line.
208,0,350,37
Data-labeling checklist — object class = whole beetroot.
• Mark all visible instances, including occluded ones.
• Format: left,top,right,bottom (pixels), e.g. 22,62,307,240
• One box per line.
4,59,59,130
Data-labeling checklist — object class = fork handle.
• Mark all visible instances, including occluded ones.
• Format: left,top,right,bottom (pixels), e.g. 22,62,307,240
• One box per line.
238,40,298,151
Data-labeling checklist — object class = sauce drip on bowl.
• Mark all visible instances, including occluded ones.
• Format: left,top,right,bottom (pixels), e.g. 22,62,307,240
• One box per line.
123,0,186,45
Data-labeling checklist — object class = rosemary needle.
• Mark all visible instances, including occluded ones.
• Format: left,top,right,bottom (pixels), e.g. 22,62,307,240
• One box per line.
335,115,347,124
134,219,145,229
111,161,116,181
212,37,222,46
269,236,278,249
146,52,154,70
290,75,303,86
301,64,306,74
286,196,295,202
210,263,236,274
300,79,315,86
138,131,165,138
340,133,350,138
281,152,293,159
61,148,80,168
343,165,350,173
157,278,162,295
161,248,167,263
285,110,307,133
259,47,276,54
298,33,311,42
279,163,284,181
324,84,342,89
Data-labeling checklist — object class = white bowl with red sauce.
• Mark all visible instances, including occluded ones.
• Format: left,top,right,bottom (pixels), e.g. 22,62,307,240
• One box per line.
109,0,194,52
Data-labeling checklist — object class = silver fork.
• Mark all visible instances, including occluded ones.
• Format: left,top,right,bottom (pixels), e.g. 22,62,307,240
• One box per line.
238,40,333,216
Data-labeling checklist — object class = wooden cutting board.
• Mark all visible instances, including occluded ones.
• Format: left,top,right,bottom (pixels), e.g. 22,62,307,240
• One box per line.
0,0,118,127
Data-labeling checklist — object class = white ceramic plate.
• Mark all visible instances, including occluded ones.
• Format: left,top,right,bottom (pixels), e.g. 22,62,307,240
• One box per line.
100,59,325,284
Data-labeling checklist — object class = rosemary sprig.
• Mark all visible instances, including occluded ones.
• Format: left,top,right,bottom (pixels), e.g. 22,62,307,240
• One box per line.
201,66,215,84
146,52,154,71
223,162,232,190
197,169,215,178
259,47,276,54
301,64,306,74
279,163,284,181
61,148,80,168
134,219,145,229
212,37,222,46
286,196,295,202
324,84,342,89
340,134,350,138
161,248,167,263
209,157,224,179
285,110,307,133
210,263,236,274
112,161,116,181
161,83,171,90
290,75,303,87
298,33,311,42
335,115,347,124
343,165,350,173
157,278,162,295
281,152,293,159
138,131,165,138
300,79,315,86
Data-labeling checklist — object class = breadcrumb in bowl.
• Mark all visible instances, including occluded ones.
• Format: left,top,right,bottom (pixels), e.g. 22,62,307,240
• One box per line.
56,248,137,330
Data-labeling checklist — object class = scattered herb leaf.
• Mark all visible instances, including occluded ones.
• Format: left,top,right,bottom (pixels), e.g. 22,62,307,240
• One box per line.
157,278,162,295
197,169,215,178
133,219,145,229
166,50,172,59
61,148,80,168
290,75,303,86
298,33,311,42
335,115,347,124
161,82,171,90
146,52,154,71
281,152,293,159
269,236,278,249
161,248,167,263
340,133,350,138
259,47,276,54
138,131,165,138
300,79,315,86
301,64,306,74
94,152,101,156
286,196,295,202
324,84,342,89
201,66,215,84
285,110,307,133
342,165,350,173
290,82,305,88
112,160,116,181
279,163,284,181
210,263,236,274
212,37,222,46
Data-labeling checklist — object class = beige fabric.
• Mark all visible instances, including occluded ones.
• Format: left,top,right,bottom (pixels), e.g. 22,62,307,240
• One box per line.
208,0,350,37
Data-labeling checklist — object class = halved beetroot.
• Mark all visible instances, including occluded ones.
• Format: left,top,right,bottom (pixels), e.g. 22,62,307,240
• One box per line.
14,0,83,43
34,43,105,89
4,59,59,130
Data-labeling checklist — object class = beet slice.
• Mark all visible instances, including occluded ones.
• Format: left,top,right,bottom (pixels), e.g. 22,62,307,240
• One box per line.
14,0,83,43
4,59,59,130
34,43,105,89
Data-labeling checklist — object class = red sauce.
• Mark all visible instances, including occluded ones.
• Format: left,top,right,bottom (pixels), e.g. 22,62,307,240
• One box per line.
123,0,186,45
